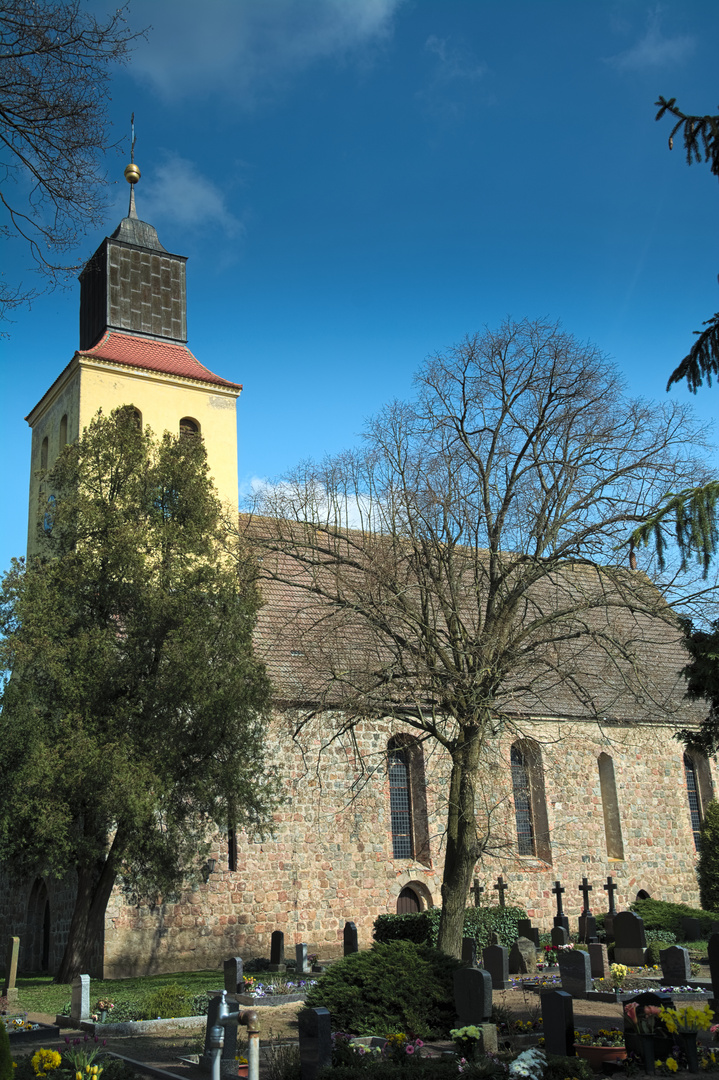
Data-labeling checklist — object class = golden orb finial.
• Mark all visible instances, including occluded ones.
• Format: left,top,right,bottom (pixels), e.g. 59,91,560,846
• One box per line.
124,162,141,184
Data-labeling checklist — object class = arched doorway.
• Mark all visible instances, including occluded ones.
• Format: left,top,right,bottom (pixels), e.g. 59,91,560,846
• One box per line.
25,879,51,972
636,889,651,901
397,887,421,914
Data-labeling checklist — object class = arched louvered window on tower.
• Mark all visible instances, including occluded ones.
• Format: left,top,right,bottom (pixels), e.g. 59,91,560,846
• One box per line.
683,751,714,850
387,735,431,864
510,740,552,863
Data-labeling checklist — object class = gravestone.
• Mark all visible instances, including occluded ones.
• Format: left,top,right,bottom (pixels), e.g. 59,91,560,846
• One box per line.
223,956,243,994
681,917,701,941
708,933,719,1000
517,919,540,948
541,990,575,1057
71,974,90,1022
558,948,592,999
343,921,358,956
660,945,692,985
2,937,19,1005
508,936,537,975
461,937,477,967
551,925,569,948
453,968,497,1053
613,911,647,966
298,1007,332,1080
588,942,611,981
296,943,311,975
202,992,238,1073
483,944,511,990
269,930,286,972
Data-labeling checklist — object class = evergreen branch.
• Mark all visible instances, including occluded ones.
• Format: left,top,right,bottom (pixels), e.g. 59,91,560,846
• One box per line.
655,96,719,178
666,311,719,392
629,480,719,575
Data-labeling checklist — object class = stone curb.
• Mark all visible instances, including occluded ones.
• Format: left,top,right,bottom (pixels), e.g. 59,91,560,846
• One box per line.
56,1015,206,1036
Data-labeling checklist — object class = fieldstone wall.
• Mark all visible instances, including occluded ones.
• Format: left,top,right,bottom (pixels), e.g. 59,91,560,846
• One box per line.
100,712,716,978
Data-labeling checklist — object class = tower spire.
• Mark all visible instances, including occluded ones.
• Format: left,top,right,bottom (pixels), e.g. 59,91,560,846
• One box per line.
123,113,140,219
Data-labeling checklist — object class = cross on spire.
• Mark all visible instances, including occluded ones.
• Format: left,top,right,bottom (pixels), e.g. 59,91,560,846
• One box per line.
493,875,508,908
579,876,593,915
603,875,618,914
472,879,484,907
552,879,565,916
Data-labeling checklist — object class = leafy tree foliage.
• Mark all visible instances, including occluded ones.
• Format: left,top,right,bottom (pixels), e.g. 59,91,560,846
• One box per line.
0,0,144,319
698,799,719,911
0,408,274,981
630,98,719,572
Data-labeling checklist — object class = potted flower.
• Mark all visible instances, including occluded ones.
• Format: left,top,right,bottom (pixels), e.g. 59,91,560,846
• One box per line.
451,1026,484,1062
659,1003,714,1072
574,1028,627,1067
624,1002,670,1073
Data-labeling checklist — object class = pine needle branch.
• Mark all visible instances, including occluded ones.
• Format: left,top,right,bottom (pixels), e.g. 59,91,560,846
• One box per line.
629,481,719,575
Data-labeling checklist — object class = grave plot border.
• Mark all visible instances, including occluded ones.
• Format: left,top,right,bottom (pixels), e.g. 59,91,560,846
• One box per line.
4,1022,61,1044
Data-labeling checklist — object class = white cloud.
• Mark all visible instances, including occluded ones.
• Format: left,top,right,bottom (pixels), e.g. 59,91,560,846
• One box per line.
138,153,244,236
129,0,404,105
424,35,487,83
606,9,695,71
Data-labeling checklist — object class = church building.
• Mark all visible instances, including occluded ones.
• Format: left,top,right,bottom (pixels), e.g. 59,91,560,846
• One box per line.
3,164,717,978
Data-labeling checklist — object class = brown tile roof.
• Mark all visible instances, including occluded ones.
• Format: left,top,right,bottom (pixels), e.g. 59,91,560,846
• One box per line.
80,331,242,390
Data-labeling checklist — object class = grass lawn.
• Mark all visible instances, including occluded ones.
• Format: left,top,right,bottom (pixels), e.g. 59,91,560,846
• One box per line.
13,970,235,1016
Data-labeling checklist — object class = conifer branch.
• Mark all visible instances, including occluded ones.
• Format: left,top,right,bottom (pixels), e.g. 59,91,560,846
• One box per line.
629,481,719,575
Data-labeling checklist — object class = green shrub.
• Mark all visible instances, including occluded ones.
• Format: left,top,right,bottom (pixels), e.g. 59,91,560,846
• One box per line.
373,905,527,950
644,940,662,966
141,982,193,1020
645,930,677,946
699,801,719,912
0,1020,13,1080
107,1000,144,1022
543,1054,593,1080
304,940,460,1038
631,898,719,938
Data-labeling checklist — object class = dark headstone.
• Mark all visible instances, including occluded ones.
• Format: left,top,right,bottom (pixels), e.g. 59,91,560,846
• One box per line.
541,990,575,1057
462,937,477,967
483,944,511,990
202,992,238,1068
589,942,611,981
508,936,537,974
660,945,691,985
553,914,570,931
296,943,311,975
578,913,597,943
223,957,243,994
343,921,358,955
551,925,569,948
518,919,540,948
613,911,647,965
453,967,493,1025
298,1007,332,1080
681,917,701,941
604,913,615,941
269,929,285,971
708,933,719,998
558,948,592,999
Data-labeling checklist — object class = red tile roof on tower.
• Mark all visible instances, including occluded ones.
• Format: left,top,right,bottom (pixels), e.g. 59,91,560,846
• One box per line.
80,330,242,390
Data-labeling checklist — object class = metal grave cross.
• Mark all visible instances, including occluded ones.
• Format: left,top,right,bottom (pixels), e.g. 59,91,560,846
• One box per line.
472,879,484,907
603,875,619,914
552,879,565,917
493,875,508,908
578,876,593,915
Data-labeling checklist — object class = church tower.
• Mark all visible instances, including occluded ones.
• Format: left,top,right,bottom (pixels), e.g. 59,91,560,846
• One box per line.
25,160,242,554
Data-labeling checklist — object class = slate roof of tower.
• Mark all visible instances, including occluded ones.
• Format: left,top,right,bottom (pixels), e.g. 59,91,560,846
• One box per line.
80,330,242,390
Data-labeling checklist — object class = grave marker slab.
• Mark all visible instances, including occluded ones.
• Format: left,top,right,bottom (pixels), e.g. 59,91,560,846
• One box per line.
223,957,243,994
2,937,19,1005
681,917,701,942
660,945,691,985
550,926,569,948
517,919,540,948
613,911,647,966
269,930,286,972
71,975,90,1022
461,937,477,967
296,943,311,975
508,936,537,975
298,1007,332,1080
453,967,493,1024
589,942,611,981
482,944,511,990
541,990,575,1057
558,948,592,999
343,921,358,956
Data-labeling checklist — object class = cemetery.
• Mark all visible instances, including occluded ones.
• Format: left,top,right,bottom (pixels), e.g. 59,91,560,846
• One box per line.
4,891,719,1080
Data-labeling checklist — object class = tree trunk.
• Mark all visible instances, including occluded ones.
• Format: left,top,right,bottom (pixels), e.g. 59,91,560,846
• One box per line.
55,833,124,982
436,727,482,958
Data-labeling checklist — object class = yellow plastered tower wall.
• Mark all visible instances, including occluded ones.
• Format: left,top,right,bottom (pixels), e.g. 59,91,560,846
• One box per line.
26,171,241,555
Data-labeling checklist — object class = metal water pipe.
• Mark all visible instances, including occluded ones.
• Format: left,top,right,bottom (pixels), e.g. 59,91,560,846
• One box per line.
210,989,260,1080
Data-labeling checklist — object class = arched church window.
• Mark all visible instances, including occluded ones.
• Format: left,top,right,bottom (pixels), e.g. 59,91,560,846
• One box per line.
510,740,552,863
59,414,68,447
387,735,431,864
598,753,625,860
179,416,200,437
683,751,713,849
40,436,48,470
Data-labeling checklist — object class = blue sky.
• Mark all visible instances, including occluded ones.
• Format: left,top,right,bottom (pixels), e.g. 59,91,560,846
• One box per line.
3,0,719,573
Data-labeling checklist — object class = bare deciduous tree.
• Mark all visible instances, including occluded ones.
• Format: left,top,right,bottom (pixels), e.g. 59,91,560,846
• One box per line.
246,318,711,958
0,0,144,320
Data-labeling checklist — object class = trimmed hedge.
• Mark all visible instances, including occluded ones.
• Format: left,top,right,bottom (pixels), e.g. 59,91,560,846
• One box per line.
373,905,527,950
631,898,719,938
